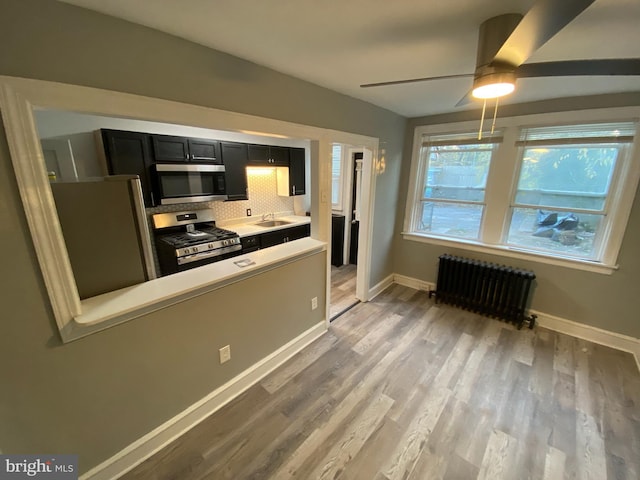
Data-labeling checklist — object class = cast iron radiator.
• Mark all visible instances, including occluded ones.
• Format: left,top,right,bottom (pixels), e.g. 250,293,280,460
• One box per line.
429,254,537,329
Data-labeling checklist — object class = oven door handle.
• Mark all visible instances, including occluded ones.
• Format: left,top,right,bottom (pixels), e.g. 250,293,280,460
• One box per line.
176,244,242,265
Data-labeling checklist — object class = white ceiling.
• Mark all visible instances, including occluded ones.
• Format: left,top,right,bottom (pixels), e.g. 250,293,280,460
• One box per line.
59,0,640,118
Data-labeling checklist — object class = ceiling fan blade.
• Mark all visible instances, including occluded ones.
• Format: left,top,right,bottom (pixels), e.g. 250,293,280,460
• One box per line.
517,59,640,78
360,73,472,88
493,0,596,67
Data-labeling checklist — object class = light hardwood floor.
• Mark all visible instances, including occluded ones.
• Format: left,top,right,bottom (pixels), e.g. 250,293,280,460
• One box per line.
329,264,358,320
121,284,640,480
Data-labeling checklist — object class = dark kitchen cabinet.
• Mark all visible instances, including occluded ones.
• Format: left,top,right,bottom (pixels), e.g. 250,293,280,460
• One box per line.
151,134,220,164
331,214,345,267
240,235,260,253
276,147,306,196
248,144,290,166
221,142,249,201
260,224,310,248
101,129,155,207
151,134,189,162
290,147,306,195
187,138,219,163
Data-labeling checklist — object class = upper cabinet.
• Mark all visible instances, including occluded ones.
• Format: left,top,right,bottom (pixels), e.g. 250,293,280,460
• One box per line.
289,147,306,196
276,147,306,196
101,129,155,207
101,128,306,205
221,142,249,201
151,134,220,164
248,144,290,166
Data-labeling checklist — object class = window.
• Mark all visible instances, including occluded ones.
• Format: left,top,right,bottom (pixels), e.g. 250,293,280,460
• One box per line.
413,132,500,240
404,115,640,272
331,144,343,208
507,123,634,260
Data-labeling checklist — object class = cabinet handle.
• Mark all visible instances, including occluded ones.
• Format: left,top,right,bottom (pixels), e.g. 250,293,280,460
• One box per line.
292,185,295,196
150,191,155,206
186,153,190,160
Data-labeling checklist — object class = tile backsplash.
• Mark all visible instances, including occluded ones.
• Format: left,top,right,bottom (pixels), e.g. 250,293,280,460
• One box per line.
146,168,296,223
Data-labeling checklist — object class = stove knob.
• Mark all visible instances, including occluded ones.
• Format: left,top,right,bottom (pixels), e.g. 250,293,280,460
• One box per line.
223,240,228,246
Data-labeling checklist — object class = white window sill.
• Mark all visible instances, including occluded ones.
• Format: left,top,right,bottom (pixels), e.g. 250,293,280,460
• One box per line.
402,232,617,275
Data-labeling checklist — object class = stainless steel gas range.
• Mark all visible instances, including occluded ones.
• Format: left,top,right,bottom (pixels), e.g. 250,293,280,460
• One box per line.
152,209,241,276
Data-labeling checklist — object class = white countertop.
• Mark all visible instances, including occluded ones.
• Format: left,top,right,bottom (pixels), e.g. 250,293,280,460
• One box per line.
220,215,311,237
73,237,325,329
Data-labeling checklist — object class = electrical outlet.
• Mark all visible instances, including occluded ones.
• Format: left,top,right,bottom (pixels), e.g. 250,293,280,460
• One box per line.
219,345,231,364
246,208,252,216
311,297,318,310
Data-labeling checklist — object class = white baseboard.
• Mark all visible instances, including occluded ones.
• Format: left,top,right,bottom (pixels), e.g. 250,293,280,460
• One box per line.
390,274,640,372
393,274,434,293
81,321,327,480
368,274,394,300
533,309,640,372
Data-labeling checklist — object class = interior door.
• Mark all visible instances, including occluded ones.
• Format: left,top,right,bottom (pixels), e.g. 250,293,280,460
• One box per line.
349,152,363,264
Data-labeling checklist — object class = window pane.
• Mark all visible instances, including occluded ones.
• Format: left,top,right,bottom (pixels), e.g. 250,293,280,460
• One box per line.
423,145,492,202
515,145,618,210
331,145,342,205
416,202,483,239
507,207,602,259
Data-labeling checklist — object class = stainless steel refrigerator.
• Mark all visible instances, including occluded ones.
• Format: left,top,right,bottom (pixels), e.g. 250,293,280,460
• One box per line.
50,175,156,299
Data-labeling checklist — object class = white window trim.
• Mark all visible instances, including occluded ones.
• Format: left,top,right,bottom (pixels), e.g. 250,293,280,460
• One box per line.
403,106,640,275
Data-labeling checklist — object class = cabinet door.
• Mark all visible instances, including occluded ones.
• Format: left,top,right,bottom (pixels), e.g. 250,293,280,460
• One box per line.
221,142,249,201
260,225,310,248
247,144,270,165
269,146,290,166
240,235,260,253
101,129,155,206
260,229,287,248
287,224,311,241
151,134,189,162
289,147,306,195
188,138,220,163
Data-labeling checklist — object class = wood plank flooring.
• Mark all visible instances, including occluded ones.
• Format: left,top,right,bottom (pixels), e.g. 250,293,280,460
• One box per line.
121,284,640,480
330,264,358,320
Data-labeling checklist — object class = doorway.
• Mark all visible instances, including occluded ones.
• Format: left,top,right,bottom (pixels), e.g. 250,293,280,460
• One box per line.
329,146,363,320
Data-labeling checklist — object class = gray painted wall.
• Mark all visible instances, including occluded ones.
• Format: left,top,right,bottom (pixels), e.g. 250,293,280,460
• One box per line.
0,0,404,473
394,94,640,339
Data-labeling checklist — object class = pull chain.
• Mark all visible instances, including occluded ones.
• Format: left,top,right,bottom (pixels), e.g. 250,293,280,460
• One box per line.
491,97,499,134
478,98,487,140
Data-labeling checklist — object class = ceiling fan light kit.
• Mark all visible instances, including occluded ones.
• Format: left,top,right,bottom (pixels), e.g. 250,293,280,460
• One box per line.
471,71,516,99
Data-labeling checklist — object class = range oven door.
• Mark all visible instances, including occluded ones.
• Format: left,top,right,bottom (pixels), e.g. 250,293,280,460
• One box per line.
153,164,227,204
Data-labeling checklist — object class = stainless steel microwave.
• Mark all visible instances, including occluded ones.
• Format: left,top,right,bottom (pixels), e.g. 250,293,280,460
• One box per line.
152,164,227,205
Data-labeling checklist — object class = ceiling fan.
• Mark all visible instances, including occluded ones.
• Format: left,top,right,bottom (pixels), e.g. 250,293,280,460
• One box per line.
360,0,640,107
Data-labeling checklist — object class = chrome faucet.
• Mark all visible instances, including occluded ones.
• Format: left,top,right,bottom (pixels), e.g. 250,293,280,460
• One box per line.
261,212,275,221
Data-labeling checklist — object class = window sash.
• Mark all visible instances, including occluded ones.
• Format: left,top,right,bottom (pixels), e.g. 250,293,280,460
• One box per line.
331,144,343,209
416,136,496,217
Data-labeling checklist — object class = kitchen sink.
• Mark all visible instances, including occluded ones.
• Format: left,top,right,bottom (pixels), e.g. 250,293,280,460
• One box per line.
254,220,292,227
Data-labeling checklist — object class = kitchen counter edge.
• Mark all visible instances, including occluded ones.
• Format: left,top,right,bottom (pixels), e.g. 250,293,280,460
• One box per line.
65,238,326,340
